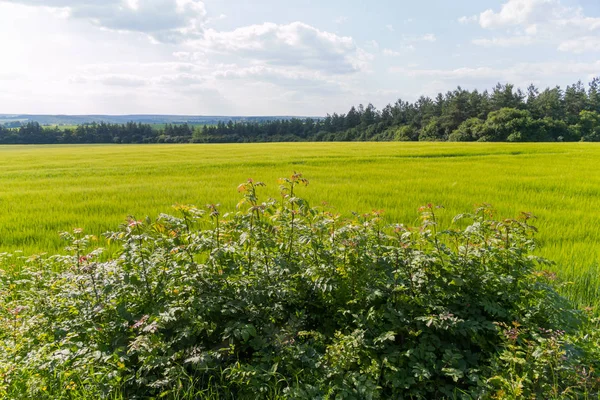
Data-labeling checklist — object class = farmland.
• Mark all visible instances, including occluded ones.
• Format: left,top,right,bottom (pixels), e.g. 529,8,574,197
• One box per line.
2,142,600,398
0,142,598,308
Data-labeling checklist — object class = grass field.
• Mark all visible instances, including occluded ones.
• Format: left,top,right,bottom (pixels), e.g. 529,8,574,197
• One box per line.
0,142,599,308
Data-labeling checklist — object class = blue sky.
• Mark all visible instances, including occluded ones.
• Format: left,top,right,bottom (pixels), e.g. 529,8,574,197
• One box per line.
0,0,599,115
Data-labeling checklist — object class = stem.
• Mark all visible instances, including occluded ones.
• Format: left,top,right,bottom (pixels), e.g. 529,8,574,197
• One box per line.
136,225,153,300
248,215,253,266
76,238,81,270
288,182,295,259
505,225,511,270
431,209,445,268
403,247,416,299
215,216,220,249
90,270,100,305
393,247,400,305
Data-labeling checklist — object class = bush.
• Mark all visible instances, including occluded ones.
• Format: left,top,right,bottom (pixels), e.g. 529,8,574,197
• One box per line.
576,110,600,142
419,118,447,141
479,108,538,142
393,125,419,141
1,174,598,399
449,118,484,142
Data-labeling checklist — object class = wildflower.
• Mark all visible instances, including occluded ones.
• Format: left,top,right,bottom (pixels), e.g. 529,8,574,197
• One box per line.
132,315,149,329
128,220,142,228
143,321,159,333
9,306,26,316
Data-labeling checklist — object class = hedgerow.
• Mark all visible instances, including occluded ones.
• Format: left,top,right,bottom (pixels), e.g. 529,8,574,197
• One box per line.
0,174,598,399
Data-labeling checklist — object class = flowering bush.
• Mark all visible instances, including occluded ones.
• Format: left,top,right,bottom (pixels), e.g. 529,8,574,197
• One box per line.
0,174,598,399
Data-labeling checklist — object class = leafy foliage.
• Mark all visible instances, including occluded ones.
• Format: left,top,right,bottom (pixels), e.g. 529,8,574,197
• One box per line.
0,175,598,399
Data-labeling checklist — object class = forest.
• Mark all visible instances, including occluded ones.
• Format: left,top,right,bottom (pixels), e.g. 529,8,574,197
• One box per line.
2,80,600,144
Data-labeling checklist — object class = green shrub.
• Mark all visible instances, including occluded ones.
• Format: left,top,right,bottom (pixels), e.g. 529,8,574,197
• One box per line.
419,118,447,141
449,118,484,142
0,174,598,399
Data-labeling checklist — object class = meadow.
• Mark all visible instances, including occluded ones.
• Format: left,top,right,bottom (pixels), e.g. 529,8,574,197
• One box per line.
0,142,599,308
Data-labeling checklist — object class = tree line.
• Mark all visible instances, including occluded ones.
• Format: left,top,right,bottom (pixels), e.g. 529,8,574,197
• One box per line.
3,80,600,144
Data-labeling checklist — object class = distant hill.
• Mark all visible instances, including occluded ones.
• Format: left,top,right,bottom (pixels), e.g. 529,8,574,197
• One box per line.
0,114,318,126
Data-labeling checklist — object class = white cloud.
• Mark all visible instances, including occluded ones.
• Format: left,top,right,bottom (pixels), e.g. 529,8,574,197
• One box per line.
7,0,599,116
0,1,378,115
472,36,537,47
387,33,434,52
98,74,149,87
0,72,22,80
172,51,208,63
555,15,600,32
390,61,600,82
391,66,497,80
402,33,436,43
469,0,600,52
69,59,354,101
196,22,372,74
205,13,226,24
2,0,207,43
383,45,414,56
476,0,600,32
70,68,209,88
525,24,538,35
212,65,347,93
478,0,557,29
558,37,600,54
458,15,477,24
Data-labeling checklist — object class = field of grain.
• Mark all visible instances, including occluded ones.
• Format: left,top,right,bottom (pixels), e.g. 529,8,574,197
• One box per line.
0,143,599,307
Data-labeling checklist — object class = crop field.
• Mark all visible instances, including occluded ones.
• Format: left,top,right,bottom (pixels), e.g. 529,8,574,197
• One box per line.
0,142,599,308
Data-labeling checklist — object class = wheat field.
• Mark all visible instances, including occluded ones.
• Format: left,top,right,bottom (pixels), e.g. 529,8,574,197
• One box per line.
0,142,598,307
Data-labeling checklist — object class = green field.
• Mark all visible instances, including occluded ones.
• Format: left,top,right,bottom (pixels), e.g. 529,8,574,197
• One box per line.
0,143,599,307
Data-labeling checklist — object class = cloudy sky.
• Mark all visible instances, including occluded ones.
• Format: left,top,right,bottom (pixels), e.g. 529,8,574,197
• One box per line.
0,0,599,115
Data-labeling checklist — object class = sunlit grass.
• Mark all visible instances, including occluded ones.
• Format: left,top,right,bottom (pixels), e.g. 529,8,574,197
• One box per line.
0,142,599,308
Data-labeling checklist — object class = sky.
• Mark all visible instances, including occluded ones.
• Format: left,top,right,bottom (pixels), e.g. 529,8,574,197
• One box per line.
0,0,600,116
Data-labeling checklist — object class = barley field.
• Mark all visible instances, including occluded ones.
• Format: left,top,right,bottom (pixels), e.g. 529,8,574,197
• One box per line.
0,143,599,307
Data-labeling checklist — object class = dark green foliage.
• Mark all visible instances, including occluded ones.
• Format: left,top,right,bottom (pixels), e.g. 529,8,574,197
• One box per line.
418,117,447,141
1,176,599,399
449,118,484,142
480,108,537,142
575,110,600,142
5,79,600,144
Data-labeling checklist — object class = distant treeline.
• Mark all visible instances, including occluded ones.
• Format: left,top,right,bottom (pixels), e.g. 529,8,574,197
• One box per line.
3,80,600,144
0,114,298,126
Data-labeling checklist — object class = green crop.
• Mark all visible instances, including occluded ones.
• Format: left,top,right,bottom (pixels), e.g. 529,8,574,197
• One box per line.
0,142,599,311
1,174,598,399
